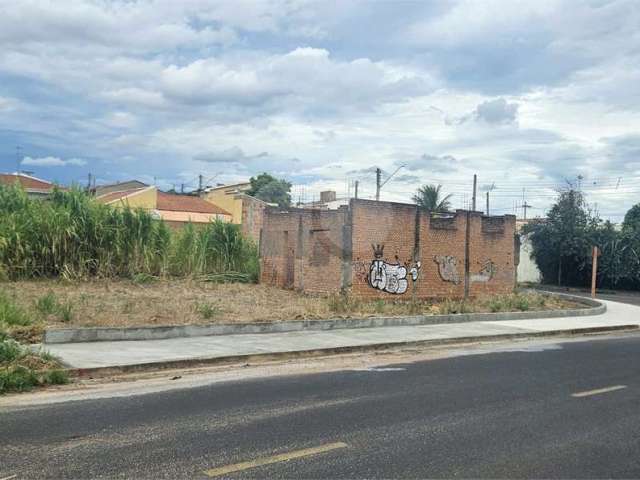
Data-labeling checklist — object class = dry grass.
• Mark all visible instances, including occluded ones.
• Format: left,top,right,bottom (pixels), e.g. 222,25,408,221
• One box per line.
0,279,584,335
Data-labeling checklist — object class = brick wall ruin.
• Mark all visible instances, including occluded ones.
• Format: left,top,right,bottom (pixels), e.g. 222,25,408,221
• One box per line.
259,199,517,299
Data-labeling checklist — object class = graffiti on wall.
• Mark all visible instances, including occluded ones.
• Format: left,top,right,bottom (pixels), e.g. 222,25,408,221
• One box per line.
434,255,461,284
471,260,497,282
366,244,421,295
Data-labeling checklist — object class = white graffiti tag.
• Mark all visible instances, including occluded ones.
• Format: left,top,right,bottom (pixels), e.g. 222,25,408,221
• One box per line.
367,244,421,295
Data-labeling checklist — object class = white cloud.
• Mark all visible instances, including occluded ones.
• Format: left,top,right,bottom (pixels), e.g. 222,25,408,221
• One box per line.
160,48,436,113
1,0,640,221
22,156,86,167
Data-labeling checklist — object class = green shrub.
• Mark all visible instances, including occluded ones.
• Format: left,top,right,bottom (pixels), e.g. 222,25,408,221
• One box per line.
0,365,68,394
0,337,69,394
0,365,39,393
0,337,24,362
40,369,69,386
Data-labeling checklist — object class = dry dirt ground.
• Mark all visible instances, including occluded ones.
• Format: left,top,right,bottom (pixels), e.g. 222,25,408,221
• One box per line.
1,279,583,332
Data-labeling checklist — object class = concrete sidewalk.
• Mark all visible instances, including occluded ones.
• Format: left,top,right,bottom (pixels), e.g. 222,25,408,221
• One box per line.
44,298,640,371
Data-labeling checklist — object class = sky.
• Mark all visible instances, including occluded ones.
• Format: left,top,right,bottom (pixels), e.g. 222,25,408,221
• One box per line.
1,0,640,221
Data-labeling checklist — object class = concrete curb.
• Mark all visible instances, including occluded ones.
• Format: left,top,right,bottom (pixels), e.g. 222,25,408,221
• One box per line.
66,324,637,378
44,292,606,344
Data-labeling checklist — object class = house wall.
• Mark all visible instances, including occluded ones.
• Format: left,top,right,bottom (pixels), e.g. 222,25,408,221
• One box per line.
260,199,517,299
110,187,157,209
202,186,247,223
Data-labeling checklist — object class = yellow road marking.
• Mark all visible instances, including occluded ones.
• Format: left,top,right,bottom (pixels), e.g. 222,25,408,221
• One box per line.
572,385,627,398
203,442,348,477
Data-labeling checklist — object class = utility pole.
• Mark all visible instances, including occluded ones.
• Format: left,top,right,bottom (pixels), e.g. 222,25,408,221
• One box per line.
198,174,203,192
471,174,477,211
522,201,532,220
87,173,92,190
376,164,405,202
354,180,359,199
591,246,599,298
486,191,490,215
180,183,184,194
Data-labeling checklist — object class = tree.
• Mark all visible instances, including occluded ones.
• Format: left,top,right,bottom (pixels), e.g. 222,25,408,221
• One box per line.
412,184,452,212
523,189,595,286
246,173,292,208
622,203,640,233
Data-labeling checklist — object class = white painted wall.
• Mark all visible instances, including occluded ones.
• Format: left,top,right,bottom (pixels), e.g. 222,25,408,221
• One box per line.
518,234,541,283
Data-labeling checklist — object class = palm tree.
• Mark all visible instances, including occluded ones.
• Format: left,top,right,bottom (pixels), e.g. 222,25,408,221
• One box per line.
413,184,453,212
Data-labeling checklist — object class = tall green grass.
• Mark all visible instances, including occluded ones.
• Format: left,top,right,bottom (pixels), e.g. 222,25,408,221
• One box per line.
0,184,259,281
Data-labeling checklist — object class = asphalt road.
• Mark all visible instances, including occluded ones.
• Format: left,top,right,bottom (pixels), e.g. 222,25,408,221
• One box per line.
2,334,640,479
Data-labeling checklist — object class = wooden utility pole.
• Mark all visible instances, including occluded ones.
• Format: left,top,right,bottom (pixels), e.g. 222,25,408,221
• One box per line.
471,174,477,211
486,191,490,215
375,168,381,201
198,174,203,192
354,180,359,199
591,246,599,298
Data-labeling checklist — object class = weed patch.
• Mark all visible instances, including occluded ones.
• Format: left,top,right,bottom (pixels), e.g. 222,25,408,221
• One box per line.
34,291,74,322
0,291,32,326
0,336,68,394
195,302,221,320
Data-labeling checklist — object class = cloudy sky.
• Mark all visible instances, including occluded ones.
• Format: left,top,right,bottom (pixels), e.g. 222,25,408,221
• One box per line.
1,0,640,220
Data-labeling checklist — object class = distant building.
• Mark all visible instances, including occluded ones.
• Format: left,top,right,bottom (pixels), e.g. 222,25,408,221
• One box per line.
516,218,542,283
92,180,148,197
201,182,275,244
0,172,63,198
200,182,251,224
95,184,231,228
296,190,349,210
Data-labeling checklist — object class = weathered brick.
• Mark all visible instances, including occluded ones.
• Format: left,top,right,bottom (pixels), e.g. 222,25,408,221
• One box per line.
260,199,517,299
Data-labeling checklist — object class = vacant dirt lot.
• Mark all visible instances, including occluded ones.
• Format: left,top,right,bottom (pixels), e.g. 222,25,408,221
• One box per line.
1,279,583,332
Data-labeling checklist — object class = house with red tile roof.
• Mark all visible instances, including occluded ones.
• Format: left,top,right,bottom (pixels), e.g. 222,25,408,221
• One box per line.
95,184,231,227
0,172,64,198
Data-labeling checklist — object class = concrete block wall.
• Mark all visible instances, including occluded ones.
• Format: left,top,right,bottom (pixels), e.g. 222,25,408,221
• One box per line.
260,199,517,299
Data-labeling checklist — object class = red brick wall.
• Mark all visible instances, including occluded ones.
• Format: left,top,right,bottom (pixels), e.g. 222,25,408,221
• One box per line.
240,195,267,246
260,207,348,294
260,199,517,299
468,214,517,296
